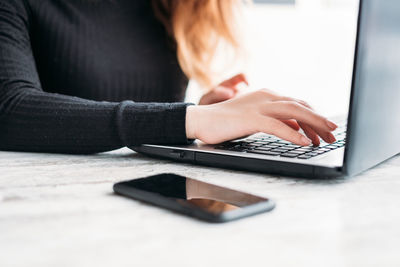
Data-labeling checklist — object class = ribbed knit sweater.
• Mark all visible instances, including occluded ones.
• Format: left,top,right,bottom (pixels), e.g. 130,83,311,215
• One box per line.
0,0,192,154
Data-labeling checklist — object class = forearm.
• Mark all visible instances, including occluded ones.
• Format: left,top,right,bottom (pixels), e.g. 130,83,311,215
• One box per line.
0,89,192,154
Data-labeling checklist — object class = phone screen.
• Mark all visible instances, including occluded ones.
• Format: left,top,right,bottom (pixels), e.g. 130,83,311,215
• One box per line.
114,173,274,221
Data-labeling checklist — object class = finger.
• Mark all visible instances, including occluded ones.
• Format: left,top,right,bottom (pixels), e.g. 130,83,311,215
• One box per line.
214,87,236,100
220,73,249,89
262,91,313,110
280,97,312,110
257,91,336,143
257,88,282,101
266,101,338,132
318,130,337,144
265,101,338,143
281,100,336,144
281,119,300,131
257,89,315,114
298,122,320,146
199,87,235,105
257,117,312,146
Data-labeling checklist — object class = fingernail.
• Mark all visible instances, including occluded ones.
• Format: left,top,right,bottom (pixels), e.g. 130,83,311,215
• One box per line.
313,139,320,147
301,136,312,145
329,134,336,143
326,120,338,130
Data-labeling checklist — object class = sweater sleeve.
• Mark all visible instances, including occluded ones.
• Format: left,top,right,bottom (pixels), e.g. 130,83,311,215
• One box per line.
0,0,193,154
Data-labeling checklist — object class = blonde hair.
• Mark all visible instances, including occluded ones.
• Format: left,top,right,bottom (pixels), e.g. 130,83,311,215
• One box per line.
152,0,241,88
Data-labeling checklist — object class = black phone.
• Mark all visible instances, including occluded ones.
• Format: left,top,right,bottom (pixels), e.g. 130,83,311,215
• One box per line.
113,173,275,223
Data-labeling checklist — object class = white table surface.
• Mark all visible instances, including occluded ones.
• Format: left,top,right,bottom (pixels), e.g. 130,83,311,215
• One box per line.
1,148,400,267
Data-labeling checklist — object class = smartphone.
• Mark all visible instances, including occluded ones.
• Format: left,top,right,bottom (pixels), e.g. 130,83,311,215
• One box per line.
113,173,275,223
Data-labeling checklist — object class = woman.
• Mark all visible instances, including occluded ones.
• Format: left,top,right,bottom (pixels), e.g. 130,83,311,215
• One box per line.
0,0,337,154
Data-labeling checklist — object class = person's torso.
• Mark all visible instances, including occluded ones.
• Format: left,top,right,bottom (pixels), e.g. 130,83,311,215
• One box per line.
27,0,188,102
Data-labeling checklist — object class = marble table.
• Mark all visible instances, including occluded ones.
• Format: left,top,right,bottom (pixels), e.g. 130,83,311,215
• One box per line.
1,148,399,267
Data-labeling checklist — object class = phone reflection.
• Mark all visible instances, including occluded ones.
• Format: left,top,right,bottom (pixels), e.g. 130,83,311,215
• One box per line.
128,174,267,215
182,177,267,214
176,199,239,214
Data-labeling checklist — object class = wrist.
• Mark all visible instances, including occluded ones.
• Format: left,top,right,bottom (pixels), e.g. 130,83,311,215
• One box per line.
186,105,199,140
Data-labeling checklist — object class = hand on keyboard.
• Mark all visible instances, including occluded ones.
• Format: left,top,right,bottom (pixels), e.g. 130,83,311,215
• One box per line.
186,89,338,146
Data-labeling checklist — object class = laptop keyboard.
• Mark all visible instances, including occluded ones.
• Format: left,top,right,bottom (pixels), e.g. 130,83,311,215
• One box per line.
214,124,347,160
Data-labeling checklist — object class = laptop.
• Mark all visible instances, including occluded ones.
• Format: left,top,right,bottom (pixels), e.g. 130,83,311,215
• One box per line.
132,0,400,178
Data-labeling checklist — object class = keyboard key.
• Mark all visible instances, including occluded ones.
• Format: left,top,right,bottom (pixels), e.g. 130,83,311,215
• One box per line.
298,155,312,159
261,145,279,149
251,143,267,147
277,140,292,145
284,144,302,149
271,148,290,153
280,153,298,158
297,147,315,152
325,145,340,149
254,147,273,151
269,142,285,146
228,147,246,152
287,150,306,154
292,148,312,152
305,152,318,157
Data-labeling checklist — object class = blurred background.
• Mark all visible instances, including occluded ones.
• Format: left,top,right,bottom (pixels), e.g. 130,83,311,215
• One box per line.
186,0,359,118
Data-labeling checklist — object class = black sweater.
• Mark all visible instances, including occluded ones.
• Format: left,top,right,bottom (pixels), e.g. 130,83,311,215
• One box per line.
0,0,192,154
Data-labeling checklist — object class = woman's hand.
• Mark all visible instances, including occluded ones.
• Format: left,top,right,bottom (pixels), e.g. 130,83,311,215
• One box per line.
198,73,248,105
186,89,337,146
